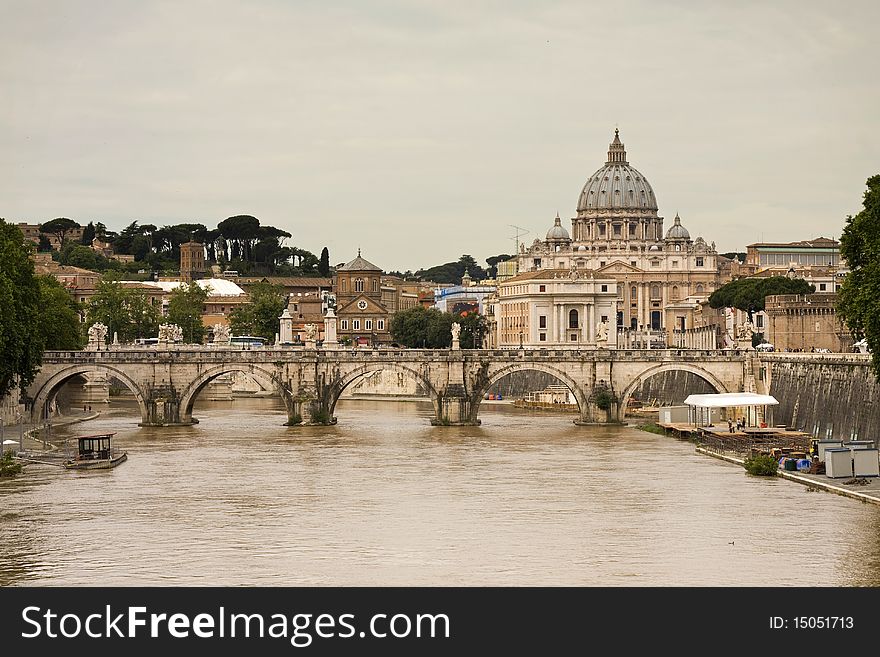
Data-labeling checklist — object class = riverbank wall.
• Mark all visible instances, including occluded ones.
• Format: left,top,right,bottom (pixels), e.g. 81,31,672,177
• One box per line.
762,354,879,445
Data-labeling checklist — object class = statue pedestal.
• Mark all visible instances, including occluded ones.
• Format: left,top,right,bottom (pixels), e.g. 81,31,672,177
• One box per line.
305,339,316,350
451,339,460,351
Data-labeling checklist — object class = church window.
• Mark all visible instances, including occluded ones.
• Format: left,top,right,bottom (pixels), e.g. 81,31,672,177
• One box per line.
569,309,579,329
696,284,704,294
631,286,637,298
341,320,348,330
631,260,637,267
341,279,348,292
365,319,372,330
372,279,379,292
539,285,546,292
377,319,385,330
672,260,679,268
599,224,606,236
539,315,546,329
600,261,606,267
353,320,360,330
629,223,636,236
672,286,679,300
651,285,661,299
696,257,704,267
613,224,621,236
601,285,608,292
355,278,364,292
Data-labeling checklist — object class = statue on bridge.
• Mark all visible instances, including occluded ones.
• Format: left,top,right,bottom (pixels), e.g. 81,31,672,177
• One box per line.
159,323,183,343
451,322,461,350
87,323,108,349
212,323,231,344
736,320,754,341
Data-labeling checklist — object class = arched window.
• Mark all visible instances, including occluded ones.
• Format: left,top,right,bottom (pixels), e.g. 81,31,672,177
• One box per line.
696,284,704,294
569,309,579,329
341,279,348,292
651,285,661,299
354,278,364,292
631,286,637,299
372,278,379,292
672,285,679,300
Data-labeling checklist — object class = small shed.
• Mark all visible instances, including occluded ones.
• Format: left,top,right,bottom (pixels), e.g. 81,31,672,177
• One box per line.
683,393,779,428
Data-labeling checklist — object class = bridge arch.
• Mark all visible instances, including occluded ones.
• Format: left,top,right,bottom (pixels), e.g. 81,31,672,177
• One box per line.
178,364,285,423
328,363,439,418
474,362,591,423
617,363,730,422
30,364,149,423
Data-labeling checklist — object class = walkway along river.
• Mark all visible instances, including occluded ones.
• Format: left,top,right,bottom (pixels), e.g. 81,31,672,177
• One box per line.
1,397,878,586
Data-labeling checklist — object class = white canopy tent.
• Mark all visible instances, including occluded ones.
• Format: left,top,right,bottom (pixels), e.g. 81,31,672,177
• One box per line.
684,393,779,428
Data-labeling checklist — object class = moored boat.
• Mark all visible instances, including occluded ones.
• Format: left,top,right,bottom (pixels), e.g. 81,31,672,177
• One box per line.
64,433,127,470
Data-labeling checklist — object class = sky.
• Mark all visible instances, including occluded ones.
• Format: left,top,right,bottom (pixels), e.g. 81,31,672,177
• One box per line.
1,0,878,272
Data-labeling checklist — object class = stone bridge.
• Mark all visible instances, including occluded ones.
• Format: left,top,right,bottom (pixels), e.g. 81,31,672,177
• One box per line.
26,347,751,427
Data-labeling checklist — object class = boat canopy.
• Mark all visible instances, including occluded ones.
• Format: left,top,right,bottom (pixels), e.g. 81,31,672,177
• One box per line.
683,393,778,408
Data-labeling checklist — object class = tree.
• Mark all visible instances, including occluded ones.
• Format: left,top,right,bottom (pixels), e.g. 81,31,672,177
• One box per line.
485,253,513,279
319,247,330,276
37,234,52,252
0,219,44,397
37,276,86,350
414,254,488,284
127,291,162,342
455,311,488,349
81,221,96,245
390,306,453,348
838,175,880,380
709,276,814,320
218,215,261,263
168,282,208,343
59,242,101,270
86,279,160,343
229,282,286,340
40,217,80,246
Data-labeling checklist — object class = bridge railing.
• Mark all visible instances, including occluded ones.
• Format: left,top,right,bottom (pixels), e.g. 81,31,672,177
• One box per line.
41,346,753,362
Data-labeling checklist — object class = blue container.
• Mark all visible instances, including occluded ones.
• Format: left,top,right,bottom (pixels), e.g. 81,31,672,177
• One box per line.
796,459,812,471
497,394,502,401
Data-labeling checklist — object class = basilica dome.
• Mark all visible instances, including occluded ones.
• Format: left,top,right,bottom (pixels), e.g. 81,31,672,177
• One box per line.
546,215,570,242
576,129,658,212
664,213,690,241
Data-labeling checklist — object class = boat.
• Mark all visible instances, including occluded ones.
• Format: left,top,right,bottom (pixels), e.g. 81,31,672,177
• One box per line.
64,433,127,470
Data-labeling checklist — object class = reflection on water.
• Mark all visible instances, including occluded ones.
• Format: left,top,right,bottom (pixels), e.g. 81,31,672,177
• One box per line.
1,397,878,586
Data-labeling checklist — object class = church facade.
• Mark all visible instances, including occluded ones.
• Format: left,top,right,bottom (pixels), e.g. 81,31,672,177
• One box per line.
517,130,720,334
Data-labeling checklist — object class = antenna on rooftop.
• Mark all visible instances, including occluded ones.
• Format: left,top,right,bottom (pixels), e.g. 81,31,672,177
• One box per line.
509,224,529,255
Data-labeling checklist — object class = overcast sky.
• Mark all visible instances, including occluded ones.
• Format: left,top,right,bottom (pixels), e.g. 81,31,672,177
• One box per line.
2,0,877,271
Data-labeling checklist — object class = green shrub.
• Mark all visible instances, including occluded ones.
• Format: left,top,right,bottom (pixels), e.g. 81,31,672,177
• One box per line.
310,408,332,425
593,386,617,411
743,454,778,476
637,423,667,436
0,450,23,477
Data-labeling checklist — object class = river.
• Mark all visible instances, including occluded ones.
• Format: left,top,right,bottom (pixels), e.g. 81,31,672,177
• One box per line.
1,397,878,586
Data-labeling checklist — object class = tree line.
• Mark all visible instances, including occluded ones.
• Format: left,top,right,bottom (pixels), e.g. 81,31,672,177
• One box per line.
33,215,332,278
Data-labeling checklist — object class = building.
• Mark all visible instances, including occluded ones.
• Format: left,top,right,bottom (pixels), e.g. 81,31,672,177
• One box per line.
334,251,391,345
433,277,497,316
34,262,101,307
764,293,851,352
496,269,618,347
742,237,844,293
139,278,249,328
179,241,206,282
17,222,84,250
516,130,720,335
238,276,334,299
